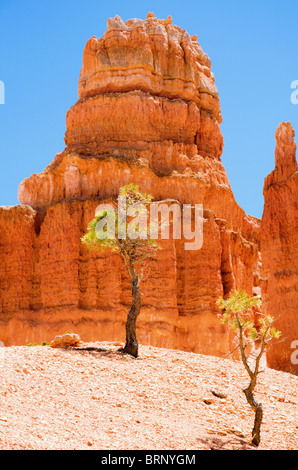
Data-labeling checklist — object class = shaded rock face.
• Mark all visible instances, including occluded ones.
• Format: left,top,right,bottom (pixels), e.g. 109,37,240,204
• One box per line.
0,14,260,356
261,122,298,375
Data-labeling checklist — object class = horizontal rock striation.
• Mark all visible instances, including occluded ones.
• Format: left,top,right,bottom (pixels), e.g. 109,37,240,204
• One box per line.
1,14,261,357
78,14,221,121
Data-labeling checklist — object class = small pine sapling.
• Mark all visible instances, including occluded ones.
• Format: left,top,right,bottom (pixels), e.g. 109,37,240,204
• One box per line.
217,290,283,446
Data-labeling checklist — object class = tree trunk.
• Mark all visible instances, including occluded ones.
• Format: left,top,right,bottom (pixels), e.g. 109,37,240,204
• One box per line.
251,403,263,446
122,278,141,357
244,386,263,447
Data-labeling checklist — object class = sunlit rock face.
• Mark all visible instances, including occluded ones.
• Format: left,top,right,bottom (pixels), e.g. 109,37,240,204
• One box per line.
0,14,260,357
261,122,298,375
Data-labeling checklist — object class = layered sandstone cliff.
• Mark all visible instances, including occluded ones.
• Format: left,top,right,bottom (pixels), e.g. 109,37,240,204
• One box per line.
261,122,298,374
0,14,260,356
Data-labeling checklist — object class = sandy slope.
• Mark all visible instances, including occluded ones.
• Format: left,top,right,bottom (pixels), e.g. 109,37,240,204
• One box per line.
0,341,297,450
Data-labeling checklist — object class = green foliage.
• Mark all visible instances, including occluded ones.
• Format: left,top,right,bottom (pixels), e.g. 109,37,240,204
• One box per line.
27,341,49,346
81,208,119,252
216,290,281,344
81,183,161,265
119,183,153,206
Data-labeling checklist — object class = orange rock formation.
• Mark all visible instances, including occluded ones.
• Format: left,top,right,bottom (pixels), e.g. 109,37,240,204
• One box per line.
261,122,298,374
0,14,261,357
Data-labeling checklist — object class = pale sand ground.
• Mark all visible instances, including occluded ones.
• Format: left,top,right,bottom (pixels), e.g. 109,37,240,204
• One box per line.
0,341,297,450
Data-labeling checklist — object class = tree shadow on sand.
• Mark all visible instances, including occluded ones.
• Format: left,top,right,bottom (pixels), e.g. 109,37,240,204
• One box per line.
60,345,139,361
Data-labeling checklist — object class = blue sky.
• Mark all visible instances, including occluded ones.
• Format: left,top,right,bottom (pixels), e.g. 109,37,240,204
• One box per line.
0,0,297,219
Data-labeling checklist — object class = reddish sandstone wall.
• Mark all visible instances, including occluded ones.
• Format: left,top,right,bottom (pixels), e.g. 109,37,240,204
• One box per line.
0,198,259,355
0,14,261,357
261,122,298,374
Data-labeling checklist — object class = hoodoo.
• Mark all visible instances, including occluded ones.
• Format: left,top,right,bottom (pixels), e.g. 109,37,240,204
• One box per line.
0,14,261,358
261,122,298,374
